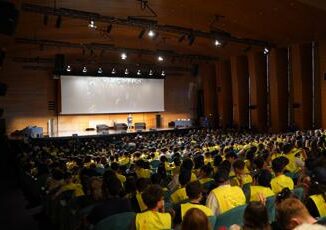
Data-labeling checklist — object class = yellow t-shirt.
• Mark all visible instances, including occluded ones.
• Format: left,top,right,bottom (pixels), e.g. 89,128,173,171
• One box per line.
211,184,246,214
170,187,188,204
270,174,294,194
310,194,326,217
136,168,152,179
61,183,85,197
136,192,147,212
181,203,213,219
116,173,126,184
135,210,171,230
250,185,274,202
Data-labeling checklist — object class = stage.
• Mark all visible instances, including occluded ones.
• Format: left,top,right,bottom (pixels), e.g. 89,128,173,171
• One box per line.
32,127,194,140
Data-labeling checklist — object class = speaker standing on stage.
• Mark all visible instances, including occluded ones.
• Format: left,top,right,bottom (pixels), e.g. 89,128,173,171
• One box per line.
127,114,133,131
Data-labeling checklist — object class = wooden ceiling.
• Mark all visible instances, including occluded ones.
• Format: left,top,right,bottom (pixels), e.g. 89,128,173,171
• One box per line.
3,0,326,66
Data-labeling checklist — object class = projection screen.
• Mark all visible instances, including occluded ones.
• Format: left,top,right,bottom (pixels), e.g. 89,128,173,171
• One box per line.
60,75,164,114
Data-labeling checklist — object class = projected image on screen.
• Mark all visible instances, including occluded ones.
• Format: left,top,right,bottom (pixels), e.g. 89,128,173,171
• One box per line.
60,75,164,114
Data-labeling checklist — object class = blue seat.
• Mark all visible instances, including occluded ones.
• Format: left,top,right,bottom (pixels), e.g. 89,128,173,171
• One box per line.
94,212,136,230
215,204,247,229
293,187,304,201
208,215,217,229
265,196,276,222
150,160,161,169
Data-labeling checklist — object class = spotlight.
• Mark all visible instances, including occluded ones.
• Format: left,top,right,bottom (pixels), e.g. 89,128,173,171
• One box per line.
111,68,116,74
82,66,87,73
214,40,222,47
125,68,129,75
161,70,165,76
121,53,127,60
137,69,141,75
178,34,186,42
56,15,62,28
66,65,71,72
97,67,103,74
187,34,195,46
107,24,112,33
148,29,155,38
149,69,153,76
138,29,146,39
158,56,164,62
264,47,270,55
88,20,97,29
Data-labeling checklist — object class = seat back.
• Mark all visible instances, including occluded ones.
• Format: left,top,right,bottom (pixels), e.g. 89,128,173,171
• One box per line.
208,215,217,229
293,187,304,201
215,204,247,229
95,212,136,230
265,196,276,222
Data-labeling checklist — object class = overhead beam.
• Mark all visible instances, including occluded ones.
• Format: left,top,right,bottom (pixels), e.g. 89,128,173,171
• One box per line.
15,37,219,61
21,3,273,47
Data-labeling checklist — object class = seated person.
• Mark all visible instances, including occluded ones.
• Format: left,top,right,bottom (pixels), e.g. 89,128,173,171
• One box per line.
198,165,214,184
250,169,274,202
170,170,191,204
135,159,152,179
174,180,213,225
135,185,172,230
87,174,132,225
206,169,246,215
181,208,210,230
276,198,318,230
305,167,326,218
110,162,126,185
271,157,294,194
54,172,84,198
231,159,253,187
135,177,151,212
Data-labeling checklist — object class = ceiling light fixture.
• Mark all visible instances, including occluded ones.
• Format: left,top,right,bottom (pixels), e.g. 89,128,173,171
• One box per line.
264,47,270,55
82,66,87,73
121,53,127,60
66,65,71,72
97,67,103,74
111,68,116,74
149,69,153,76
161,70,165,76
88,20,97,29
137,69,141,75
125,68,129,75
148,29,155,38
158,56,164,62
214,39,222,47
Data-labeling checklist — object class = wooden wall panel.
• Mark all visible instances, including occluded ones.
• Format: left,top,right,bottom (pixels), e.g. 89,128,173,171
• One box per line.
200,63,218,125
248,52,267,131
269,48,289,132
291,43,313,130
0,60,196,134
231,56,249,128
216,60,232,128
317,40,326,128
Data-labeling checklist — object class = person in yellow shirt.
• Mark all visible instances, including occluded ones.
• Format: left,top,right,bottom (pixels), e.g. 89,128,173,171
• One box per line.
170,170,191,204
110,162,126,185
174,180,213,225
135,177,151,212
306,167,326,218
250,169,274,202
270,156,294,194
231,159,253,187
54,172,85,198
206,169,246,215
135,185,172,230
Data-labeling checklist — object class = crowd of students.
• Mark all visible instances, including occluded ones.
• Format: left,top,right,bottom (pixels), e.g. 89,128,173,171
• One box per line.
17,128,326,229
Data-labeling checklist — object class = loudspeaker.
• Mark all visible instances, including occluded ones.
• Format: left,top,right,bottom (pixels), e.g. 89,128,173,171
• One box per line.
0,119,6,135
156,114,161,128
54,54,65,74
0,83,7,96
0,2,19,36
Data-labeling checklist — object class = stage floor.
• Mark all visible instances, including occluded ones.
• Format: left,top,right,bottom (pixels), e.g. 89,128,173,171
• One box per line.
44,127,192,139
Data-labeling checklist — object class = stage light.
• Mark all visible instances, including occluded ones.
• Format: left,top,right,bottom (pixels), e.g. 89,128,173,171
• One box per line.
137,69,141,75
214,39,222,47
56,15,62,28
138,29,146,39
66,65,71,72
125,68,129,75
161,70,165,76
149,69,153,76
82,66,87,73
158,56,164,62
148,29,155,38
88,20,97,29
121,53,127,60
107,24,112,33
264,47,270,55
111,68,116,74
97,67,103,74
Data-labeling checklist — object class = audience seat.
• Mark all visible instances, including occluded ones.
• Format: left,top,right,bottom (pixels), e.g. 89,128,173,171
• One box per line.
94,212,136,230
214,204,247,229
